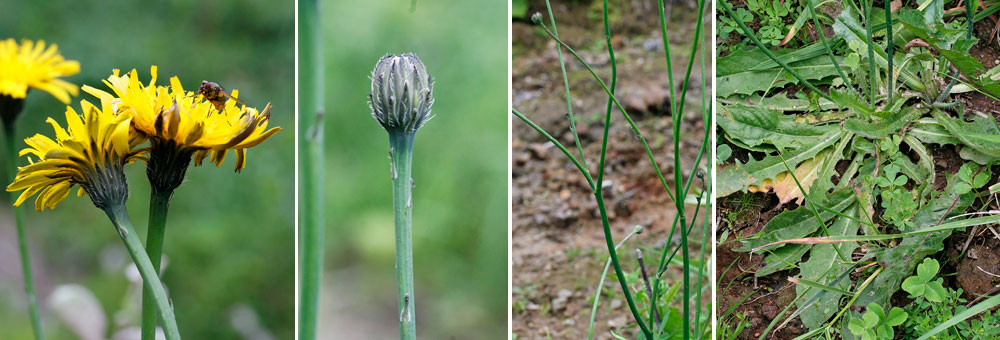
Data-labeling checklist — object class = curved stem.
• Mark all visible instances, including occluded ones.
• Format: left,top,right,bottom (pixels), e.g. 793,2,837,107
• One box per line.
4,122,45,340
389,132,416,340
104,205,180,340
588,0,650,336
141,189,171,340
533,21,676,202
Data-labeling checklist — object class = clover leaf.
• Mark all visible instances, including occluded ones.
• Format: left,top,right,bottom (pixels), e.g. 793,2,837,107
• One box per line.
955,163,992,194
849,303,907,340
902,258,947,302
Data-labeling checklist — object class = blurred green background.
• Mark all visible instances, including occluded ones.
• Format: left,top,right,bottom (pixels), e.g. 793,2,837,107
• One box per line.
317,0,507,338
0,1,293,339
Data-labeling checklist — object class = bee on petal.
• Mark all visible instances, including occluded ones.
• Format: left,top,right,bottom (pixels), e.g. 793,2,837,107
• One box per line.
197,80,245,111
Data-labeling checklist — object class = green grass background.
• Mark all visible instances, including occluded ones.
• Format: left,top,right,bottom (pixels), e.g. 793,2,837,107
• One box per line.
0,1,294,339
318,0,507,338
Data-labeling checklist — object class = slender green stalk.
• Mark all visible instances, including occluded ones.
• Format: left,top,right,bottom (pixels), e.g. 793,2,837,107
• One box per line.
298,0,325,338
511,109,594,190
521,12,652,336
809,0,854,91
103,204,180,340
864,0,877,104
389,132,416,339
524,1,714,336
965,0,973,40
693,24,711,339
141,190,170,340
657,0,677,121
587,226,641,340
915,292,1000,340
532,20,675,202
660,0,695,336
588,29,651,336
593,185,652,338
3,122,45,340
692,174,709,339
654,112,711,275
936,0,973,103
669,0,707,121
584,0,649,334
884,0,894,104
600,0,617,181
719,0,834,102
545,0,588,170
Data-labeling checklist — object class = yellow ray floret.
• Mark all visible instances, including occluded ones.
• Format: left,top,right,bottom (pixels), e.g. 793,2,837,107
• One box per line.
83,67,280,171
0,39,80,103
6,97,147,211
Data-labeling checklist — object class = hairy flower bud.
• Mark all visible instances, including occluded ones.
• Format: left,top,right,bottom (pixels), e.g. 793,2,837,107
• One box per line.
368,53,435,134
531,12,543,24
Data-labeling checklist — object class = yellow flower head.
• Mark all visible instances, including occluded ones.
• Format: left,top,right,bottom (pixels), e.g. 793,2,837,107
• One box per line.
6,97,147,211
83,67,280,172
0,39,80,104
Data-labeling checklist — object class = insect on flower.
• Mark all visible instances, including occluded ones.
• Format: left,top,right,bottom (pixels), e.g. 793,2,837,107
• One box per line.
197,80,245,110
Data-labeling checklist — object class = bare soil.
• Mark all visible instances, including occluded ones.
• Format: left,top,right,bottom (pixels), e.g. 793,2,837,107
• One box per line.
512,0,710,339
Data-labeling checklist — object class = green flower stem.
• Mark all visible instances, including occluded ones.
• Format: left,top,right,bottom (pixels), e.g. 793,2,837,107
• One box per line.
103,204,180,340
587,226,641,340
511,109,594,190
884,0,894,104
809,0,854,92
864,0,877,104
298,0,325,338
3,122,45,340
533,20,675,202
586,2,648,335
389,131,416,340
594,186,652,338
141,189,171,340
545,0,587,170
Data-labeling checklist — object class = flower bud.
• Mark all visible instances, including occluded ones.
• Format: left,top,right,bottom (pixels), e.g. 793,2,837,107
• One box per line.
368,53,435,134
531,12,543,24
633,225,644,235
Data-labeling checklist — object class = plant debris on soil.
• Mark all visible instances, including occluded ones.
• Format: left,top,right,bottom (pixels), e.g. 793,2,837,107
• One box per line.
716,1,1000,338
512,0,710,339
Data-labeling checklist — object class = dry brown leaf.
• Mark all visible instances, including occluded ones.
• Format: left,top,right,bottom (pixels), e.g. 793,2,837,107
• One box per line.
891,0,902,13
748,150,829,206
779,25,798,47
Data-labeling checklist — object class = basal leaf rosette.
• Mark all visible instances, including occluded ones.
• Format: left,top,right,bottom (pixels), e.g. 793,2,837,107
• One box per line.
84,67,280,176
6,97,147,211
0,38,80,104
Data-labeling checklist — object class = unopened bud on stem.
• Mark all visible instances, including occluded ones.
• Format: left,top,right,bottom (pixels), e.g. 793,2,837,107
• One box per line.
368,53,435,134
531,12,543,24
